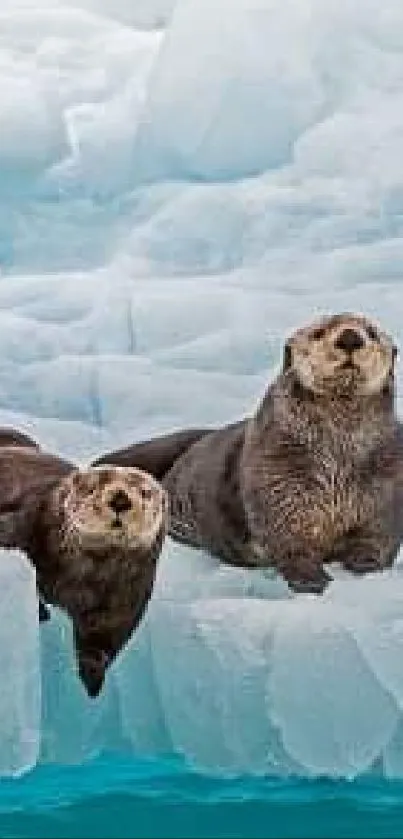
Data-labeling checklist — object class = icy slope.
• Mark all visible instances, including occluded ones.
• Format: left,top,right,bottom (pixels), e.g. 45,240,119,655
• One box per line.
1,0,403,778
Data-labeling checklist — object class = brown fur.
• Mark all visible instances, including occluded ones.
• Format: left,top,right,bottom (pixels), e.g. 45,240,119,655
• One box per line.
95,313,403,594
0,444,167,697
94,428,211,479
0,428,39,450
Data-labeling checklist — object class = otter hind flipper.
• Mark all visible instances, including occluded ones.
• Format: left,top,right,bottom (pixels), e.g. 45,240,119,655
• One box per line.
92,428,212,480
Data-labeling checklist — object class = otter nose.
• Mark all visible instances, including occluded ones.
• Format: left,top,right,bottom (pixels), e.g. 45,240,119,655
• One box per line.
109,489,132,515
335,328,364,353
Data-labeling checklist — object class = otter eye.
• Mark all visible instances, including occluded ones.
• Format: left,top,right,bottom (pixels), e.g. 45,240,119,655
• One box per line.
283,343,292,371
312,327,325,341
366,325,378,341
393,345,398,360
141,487,152,501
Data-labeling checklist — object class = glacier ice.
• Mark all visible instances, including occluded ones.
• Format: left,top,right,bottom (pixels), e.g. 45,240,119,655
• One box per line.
1,0,403,780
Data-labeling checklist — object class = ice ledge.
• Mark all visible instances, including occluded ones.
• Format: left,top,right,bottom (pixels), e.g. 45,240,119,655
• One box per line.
4,542,403,780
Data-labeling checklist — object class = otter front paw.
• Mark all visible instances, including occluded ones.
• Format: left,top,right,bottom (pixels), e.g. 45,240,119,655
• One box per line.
342,555,389,575
338,527,398,577
284,567,332,595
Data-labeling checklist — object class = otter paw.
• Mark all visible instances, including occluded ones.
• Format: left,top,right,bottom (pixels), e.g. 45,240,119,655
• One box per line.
286,568,332,595
342,556,384,575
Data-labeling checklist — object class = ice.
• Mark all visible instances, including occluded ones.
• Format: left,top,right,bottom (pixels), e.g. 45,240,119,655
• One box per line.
134,0,325,181
268,600,398,778
39,610,120,765
40,608,171,765
144,548,403,778
62,0,177,30
0,0,403,780
0,551,40,777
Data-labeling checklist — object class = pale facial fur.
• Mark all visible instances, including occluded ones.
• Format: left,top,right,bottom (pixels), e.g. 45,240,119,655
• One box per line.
55,465,167,551
284,312,397,397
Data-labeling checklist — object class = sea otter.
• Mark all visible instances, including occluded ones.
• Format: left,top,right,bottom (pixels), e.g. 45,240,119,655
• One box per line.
94,313,402,594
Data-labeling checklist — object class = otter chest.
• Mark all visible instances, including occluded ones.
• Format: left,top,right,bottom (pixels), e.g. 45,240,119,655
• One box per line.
314,455,370,534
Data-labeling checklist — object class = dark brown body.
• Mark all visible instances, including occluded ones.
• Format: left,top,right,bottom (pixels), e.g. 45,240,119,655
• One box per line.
31,492,164,696
0,433,166,696
94,376,403,594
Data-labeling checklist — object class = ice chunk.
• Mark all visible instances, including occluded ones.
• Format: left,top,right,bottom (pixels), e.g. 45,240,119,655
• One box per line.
0,550,40,777
142,544,403,778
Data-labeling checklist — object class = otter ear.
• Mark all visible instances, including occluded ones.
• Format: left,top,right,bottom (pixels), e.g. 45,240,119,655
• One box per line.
283,342,293,372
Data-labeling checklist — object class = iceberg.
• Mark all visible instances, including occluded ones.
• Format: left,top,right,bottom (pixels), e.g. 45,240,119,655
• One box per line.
0,0,403,780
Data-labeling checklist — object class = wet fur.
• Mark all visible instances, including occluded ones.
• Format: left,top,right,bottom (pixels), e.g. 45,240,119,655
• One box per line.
0,440,167,697
95,314,403,594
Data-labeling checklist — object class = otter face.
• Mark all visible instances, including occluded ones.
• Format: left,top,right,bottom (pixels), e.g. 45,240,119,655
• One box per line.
57,466,167,551
283,313,397,397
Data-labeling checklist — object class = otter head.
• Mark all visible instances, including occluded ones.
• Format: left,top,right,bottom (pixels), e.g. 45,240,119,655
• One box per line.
55,465,167,553
283,313,397,399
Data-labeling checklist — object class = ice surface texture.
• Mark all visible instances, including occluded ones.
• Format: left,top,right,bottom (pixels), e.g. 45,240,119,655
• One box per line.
1,0,403,778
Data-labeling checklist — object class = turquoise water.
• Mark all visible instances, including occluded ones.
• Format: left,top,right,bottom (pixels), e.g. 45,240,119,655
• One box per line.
1,759,403,839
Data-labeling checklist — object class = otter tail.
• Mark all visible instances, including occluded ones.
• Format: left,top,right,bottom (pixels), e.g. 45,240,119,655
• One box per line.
92,428,211,480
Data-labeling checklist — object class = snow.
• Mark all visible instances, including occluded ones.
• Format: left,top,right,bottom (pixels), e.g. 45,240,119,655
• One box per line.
0,0,403,778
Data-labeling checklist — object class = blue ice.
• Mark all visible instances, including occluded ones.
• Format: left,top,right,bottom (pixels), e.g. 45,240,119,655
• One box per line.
0,0,403,780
